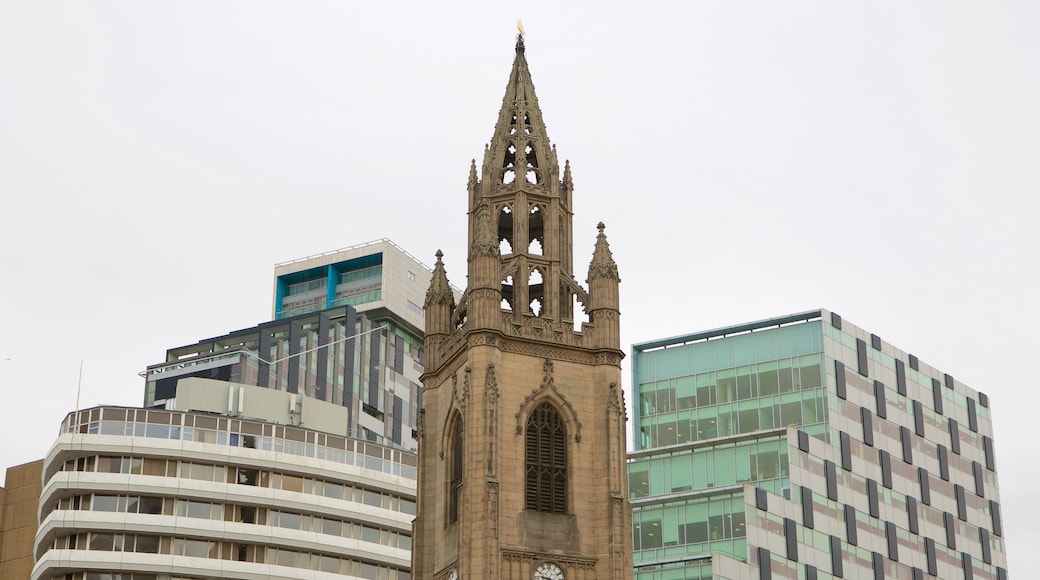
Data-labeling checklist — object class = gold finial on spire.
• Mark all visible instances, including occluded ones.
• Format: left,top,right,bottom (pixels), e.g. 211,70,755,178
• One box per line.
515,18,526,52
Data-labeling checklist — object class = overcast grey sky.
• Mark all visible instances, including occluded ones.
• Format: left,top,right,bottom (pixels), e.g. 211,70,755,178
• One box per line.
1,1,1036,573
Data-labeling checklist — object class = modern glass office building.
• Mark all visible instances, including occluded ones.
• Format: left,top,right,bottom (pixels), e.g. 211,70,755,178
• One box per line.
629,310,1008,580
143,239,458,451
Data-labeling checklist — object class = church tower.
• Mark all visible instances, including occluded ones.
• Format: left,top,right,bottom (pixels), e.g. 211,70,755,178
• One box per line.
412,33,632,580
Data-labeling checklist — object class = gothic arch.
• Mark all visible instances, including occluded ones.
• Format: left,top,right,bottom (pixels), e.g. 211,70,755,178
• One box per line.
514,359,582,443
442,410,464,526
524,401,567,513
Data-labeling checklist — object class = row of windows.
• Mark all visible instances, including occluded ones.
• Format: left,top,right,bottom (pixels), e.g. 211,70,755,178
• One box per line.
825,320,991,427
54,494,410,550
639,354,824,416
58,455,415,514
65,408,417,478
756,502,1008,580
52,533,409,580
639,389,827,448
630,436,790,498
634,561,713,580
632,492,748,556
797,439,1004,570
835,359,991,470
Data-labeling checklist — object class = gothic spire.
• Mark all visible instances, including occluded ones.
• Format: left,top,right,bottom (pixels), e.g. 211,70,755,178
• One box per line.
425,250,455,309
480,34,559,193
588,222,620,282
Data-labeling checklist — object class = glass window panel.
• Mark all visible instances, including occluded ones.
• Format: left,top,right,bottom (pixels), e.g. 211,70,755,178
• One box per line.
758,362,779,396
802,392,821,424
735,446,752,483
361,526,381,544
640,519,662,549
801,358,823,389
671,455,693,492
781,400,802,426
676,376,697,410
714,448,736,486
676,417,693,444
630,464,650,498
89,533,114,551
738,408,759,434
758,400,776,430
692,454,709,490
778,360,794,393
757,447,780,479
135,535,159,553
717,406,735,437
93,495,119,512
139,497,163,514
657,421,678,446
736,367,753,400
731,510,747,537
717,370,737,404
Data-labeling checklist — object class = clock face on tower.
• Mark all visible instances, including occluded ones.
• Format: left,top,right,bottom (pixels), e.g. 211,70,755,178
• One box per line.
533,562,564,580
447,570,458,580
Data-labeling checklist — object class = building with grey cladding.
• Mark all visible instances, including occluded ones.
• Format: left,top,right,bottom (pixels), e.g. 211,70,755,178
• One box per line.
628,309,1008,580
144,239,458,450
33,380,416,580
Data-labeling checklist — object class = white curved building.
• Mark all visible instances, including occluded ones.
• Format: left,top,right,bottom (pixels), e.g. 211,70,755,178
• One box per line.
33,380,416,580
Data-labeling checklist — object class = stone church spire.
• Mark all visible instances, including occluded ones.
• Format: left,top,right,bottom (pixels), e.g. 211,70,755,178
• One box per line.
414,33,632,580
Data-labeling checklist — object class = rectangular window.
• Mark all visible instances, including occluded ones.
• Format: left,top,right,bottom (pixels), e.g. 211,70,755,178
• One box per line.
756,487,769,511
962,553,974,580
944,512,956,548
983,436,995,470
907,496,919,534
949,419,961,455
835,361,847,400
925,537,938,575
825,460,838,501
895,359,907,396
757,547,772,580
801,486,815,529
840,431,852,471
900,427,913,464
784,518,798,561
980,528,992,564
885,521,898,560
938,445,950,481
912,400,925,436
844,505,857,545
955,485,967,521
967,398,978,432
874,381,887,419
872,552,884,580
990,500,1003,536
830,535,844,577
861,407,874,447
867,479,879,518
856,339,869,376
919,468,931,506
932,378,944,414
973,462,985,497
879,450,893,489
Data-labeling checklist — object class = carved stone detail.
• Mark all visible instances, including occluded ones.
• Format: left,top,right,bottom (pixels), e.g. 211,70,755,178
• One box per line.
470,198,501,258
486,363,499,475
515,358,582,442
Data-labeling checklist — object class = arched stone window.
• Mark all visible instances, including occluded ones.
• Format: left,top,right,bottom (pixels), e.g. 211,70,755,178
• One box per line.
448,416,463,524
525,402,566,513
